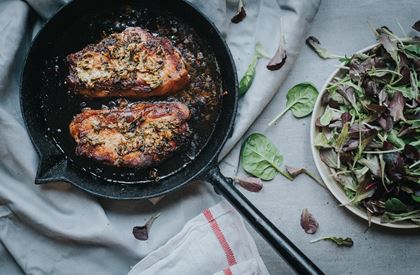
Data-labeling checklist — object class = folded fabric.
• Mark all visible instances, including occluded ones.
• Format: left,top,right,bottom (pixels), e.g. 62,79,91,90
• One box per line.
128,200,269,275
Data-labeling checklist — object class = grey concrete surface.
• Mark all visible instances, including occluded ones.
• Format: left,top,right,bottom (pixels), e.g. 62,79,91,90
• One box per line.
231,1,420,274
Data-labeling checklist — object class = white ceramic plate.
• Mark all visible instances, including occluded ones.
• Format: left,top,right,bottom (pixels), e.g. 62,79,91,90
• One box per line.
310,44,420,229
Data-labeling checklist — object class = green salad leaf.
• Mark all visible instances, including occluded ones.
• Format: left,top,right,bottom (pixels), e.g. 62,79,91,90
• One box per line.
319,107,334,126
311,236,354,247
381,210,420,224
316,23,420,225
240,133,291,180
268,82,318,126
239,42,269,96
384,198,408,214
313,132,332,148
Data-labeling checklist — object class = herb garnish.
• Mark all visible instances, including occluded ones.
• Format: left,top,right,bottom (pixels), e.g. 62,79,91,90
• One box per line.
269,82,318,125
239,43,269,96
316,24,420,225
241,133,292,180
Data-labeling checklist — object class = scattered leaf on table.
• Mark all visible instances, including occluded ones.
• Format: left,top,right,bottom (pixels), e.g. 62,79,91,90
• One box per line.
300,208,319,234
413,20,420,32
267,34,287,71
240,133,292,180
132,213,161,241
285,166,306,178
285,165,326,188
231,0,246,24
268,82,318,126
234,176,263,192
306,36,342,59
239,42,268,96
311,236,354,247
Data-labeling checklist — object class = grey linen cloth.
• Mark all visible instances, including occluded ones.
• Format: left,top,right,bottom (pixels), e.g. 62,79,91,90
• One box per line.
0,0,320,274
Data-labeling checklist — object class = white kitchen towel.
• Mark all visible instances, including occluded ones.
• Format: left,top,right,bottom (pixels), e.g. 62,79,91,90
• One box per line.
0,0,320,274
127,200,269,275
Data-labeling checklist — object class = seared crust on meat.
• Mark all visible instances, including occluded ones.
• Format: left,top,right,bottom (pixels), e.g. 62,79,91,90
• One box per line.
69,102,190,168
67,27,190,98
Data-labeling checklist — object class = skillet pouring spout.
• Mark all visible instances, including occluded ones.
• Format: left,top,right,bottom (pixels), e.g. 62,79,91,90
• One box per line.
204,165,324,275
35,156,67,184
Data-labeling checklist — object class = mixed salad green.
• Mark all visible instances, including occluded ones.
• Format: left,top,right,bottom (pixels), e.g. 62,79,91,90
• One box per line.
315,26,420,225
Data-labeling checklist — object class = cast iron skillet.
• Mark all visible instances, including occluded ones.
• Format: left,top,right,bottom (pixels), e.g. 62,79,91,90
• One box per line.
21,0,323,274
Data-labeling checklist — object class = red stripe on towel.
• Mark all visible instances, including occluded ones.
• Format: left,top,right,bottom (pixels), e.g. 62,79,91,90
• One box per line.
203,209,237,266
223,267,233,275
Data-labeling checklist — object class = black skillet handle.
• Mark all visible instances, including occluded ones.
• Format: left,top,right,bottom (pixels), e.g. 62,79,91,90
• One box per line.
205,166,324,275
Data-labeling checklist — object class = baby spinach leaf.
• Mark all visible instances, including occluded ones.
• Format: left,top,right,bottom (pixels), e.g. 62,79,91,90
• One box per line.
311,236,353,247
268,82,318,125
306,36,343,59
404,44,420,56
239,57,258,96
384,198,408,214
412,194,420,203
239,43,268,96
240,133,291,180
